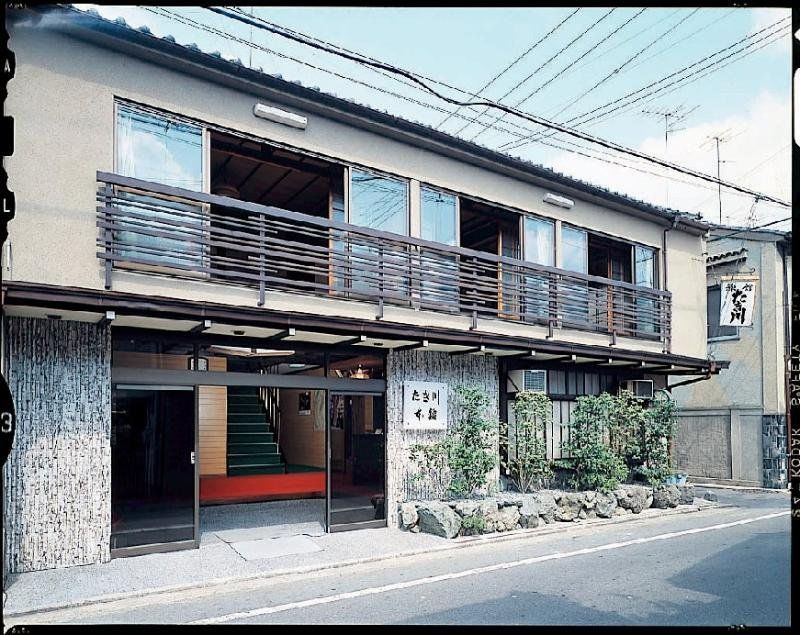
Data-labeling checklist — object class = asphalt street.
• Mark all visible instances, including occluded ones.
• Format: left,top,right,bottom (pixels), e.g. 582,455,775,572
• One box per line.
5,489,791,627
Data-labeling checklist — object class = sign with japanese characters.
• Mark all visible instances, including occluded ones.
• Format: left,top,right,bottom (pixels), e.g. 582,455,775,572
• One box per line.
720,279,757,327
403,381,447,430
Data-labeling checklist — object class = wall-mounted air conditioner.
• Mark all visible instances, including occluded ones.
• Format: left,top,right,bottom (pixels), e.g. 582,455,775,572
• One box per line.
620,379,654,400
507,369,547,394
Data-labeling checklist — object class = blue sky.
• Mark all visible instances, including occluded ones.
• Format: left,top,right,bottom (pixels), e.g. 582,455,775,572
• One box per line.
74,5,792,229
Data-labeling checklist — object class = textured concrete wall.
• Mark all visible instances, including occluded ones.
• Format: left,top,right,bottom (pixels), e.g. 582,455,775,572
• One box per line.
386,350,499,527
2,317,111,573
673,411,732,480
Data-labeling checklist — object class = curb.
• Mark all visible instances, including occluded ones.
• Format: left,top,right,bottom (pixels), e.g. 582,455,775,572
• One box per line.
3,501,733,619
689,482,790,495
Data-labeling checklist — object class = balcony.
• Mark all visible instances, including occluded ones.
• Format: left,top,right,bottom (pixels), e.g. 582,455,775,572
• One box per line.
96,171,672,345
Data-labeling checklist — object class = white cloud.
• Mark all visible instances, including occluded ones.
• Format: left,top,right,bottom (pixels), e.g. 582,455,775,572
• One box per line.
548,91,791,229
750,7,791,56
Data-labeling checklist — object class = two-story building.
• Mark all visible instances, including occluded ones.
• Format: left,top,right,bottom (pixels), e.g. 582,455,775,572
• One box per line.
672,227,791,489
2,5,718,575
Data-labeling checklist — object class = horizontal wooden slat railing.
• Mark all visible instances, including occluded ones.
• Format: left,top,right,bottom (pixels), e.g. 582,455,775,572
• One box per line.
96,171,672,344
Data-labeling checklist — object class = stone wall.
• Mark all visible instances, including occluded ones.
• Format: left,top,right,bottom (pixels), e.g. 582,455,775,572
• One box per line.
385,349,499,527
762,414,787,488
2,317,112,573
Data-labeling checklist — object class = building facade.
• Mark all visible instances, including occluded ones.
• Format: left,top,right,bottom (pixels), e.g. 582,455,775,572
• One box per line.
3,6,717,575
672,228,791,488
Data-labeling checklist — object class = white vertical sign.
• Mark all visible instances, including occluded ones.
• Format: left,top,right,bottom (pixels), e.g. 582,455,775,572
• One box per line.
720,279,757,327
403,381,447,430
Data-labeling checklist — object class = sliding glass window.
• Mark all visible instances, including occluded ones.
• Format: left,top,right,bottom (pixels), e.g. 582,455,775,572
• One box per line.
634,245,658,334
560,224,589,327
347,169,410,301
420,186,458,310
523,216,555,321
114,103,205,270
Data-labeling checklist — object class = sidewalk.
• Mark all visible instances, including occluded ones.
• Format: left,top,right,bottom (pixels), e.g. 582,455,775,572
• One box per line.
3,499,721,617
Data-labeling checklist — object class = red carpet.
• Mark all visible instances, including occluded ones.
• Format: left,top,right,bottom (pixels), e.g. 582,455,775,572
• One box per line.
200,472,325,505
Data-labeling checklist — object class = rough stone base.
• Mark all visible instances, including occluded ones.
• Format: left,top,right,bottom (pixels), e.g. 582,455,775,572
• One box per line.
761,415,787,489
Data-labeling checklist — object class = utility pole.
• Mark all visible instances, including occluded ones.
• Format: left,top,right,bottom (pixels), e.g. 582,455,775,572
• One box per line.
641,104,698,208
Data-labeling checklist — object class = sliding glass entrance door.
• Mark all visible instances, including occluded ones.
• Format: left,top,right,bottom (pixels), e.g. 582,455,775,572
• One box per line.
328,392,386,531
111,386,196,553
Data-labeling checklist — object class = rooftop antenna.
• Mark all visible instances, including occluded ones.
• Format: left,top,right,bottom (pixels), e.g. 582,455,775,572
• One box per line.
700,127,738,224
641,103,699,207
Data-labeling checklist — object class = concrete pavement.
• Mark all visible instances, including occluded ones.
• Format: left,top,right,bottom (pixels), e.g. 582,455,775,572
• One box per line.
2,490,790,626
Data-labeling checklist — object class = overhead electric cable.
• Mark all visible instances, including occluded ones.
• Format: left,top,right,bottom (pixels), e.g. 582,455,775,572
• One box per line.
434,7,581,130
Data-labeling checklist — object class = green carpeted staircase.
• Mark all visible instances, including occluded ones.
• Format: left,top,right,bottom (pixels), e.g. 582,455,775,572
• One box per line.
226,387,285,476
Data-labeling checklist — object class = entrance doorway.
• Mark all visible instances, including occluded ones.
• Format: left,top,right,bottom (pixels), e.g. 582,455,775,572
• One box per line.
328,393,386,531
111,386,196,555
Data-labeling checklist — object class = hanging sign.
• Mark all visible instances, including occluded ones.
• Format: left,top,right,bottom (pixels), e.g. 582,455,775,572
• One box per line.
403,381,447,430
720,279,757,327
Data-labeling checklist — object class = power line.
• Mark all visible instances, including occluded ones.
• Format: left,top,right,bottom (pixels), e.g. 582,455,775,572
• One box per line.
452,8,618,138
707,216,791,242
434,8,581,130
470,8,628,141
540,9,700,130
129,5,791,211
507,15,790,148
203,6,791,209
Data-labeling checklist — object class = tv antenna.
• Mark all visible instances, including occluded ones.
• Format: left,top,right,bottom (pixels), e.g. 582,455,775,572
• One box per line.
641,103,699,207
700,128,741,224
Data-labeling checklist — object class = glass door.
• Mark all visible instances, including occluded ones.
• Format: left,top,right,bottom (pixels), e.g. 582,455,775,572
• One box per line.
327,392,386,531
111,385,196,553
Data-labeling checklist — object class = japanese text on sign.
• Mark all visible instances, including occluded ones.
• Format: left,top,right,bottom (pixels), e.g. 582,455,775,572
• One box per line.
403,381,448,430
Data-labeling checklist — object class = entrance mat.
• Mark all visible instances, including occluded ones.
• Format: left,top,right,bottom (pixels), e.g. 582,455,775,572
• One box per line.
200,472,325,505
214,521,326,543
230,534,323,561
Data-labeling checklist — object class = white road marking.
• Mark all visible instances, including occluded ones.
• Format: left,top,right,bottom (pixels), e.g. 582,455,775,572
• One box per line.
190,510,789,624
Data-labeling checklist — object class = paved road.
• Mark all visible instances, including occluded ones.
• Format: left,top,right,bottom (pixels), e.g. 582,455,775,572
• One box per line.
6,490,790,627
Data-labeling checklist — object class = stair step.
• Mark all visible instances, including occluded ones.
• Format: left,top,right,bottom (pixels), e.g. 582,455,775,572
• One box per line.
228,464,285,476
228,423,271,433
227,442,278,454
228,432,275,443
228,413,269,424
227,404,264,414
228,453,283,466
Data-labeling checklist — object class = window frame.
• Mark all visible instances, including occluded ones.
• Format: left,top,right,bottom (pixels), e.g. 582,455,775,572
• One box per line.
419,183,460,247
707,284,740,341
522,214,556,267
347,165,410,236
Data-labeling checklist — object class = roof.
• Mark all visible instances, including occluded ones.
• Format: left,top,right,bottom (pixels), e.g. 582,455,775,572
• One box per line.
14,5,712,233
706,247,748,266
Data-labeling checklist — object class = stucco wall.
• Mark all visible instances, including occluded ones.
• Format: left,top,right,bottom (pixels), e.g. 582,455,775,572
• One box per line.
6,23,706,359
2,317,111,573
385,350,499,527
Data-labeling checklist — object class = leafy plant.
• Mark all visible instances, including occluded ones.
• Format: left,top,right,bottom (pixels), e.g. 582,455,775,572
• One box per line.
410,386,498,498
460,514,486,535
637,390,678,485
501,390,554,492
560,393,628,492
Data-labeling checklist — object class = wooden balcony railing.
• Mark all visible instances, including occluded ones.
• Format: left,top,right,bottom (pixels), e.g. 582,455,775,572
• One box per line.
96,172,672,345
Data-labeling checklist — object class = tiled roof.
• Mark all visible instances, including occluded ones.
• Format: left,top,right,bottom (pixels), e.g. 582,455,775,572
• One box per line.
29,5,712,230
707,247,747,264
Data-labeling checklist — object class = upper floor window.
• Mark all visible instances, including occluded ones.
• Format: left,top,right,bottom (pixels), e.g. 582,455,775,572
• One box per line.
707,285,738,340
420,186,457,245
523,215,555,267
116,102,203,190
349,168,408,235
635,245,656,288
562,224,587,273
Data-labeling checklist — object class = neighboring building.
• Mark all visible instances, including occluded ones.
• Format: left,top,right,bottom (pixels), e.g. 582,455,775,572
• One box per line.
672,227,791,488
2,6,717,575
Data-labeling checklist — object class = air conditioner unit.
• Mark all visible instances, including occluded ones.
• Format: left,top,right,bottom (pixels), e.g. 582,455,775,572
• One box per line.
523,370,547,393
621,379,654,400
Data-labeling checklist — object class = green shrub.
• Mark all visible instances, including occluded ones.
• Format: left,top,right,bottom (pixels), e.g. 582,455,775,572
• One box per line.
637,390,678,485
501,390,553,492
410,385,498,498
560,393,628,492
460,514,485,535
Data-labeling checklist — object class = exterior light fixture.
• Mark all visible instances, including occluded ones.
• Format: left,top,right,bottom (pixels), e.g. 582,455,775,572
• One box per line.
253,103,308,130
543,192,574,209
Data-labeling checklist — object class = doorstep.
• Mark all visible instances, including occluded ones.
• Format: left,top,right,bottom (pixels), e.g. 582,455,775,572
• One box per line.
2,499,725,618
